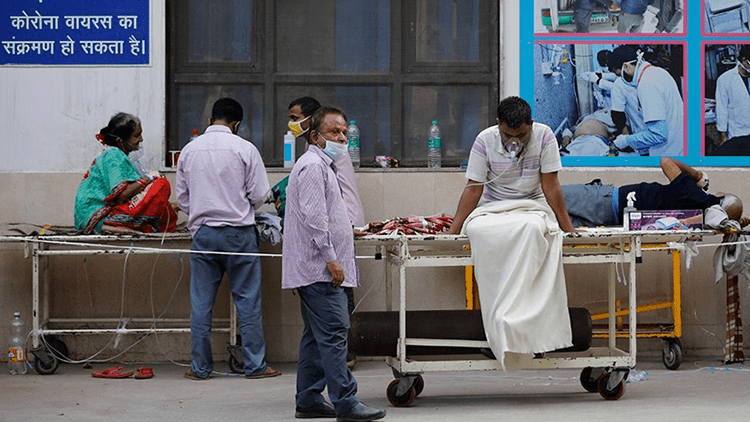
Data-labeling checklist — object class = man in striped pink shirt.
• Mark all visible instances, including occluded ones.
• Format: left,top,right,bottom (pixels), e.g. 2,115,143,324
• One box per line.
282,106,385,421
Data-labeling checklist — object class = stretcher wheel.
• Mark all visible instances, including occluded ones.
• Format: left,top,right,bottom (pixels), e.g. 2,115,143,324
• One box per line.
386,379,416,407
597,372,626,400
662,338,682,370
228,354,243,374
579,367,603,393
33,351,59,375
413,374,425,397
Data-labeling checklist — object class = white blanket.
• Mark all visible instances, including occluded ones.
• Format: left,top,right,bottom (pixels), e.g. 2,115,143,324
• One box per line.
462,199,573,370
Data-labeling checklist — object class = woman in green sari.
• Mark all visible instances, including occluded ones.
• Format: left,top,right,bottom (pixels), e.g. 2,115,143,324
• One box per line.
74,113,178,234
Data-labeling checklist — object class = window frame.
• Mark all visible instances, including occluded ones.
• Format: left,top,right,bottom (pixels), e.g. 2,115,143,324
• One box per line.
166,0,499,168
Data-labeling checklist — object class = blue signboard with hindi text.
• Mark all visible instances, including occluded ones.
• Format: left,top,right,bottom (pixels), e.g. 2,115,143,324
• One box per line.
1,0,149,66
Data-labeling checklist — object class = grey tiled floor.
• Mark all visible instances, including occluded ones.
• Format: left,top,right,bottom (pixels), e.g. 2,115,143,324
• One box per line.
1,357,748,421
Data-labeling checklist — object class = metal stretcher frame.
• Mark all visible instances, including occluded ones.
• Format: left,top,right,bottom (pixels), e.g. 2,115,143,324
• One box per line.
356,229,713,403
466,234,689,370
1,233,241,374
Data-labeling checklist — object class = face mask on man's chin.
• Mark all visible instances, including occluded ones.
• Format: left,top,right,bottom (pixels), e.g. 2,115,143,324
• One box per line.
317,135,348,159
740,60,750,73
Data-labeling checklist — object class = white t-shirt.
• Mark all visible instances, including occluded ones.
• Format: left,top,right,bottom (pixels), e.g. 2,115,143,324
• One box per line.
465,122,562,204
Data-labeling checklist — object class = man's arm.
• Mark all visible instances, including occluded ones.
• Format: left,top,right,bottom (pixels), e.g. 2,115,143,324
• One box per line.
447,181,484,234
615,120,668,151
541,172,576,233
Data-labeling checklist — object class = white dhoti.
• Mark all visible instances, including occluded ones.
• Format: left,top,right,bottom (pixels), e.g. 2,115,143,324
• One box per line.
463,200,572,370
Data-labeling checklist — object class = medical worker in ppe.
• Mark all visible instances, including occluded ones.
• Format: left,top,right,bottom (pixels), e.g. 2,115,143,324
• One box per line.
608,45,684,156
715,45,750,153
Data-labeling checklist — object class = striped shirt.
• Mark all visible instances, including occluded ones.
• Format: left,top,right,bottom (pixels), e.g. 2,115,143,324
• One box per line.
465,122,562,204
281,146,358,289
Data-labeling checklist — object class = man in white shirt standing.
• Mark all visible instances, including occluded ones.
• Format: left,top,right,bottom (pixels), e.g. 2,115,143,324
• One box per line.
714,45,750,156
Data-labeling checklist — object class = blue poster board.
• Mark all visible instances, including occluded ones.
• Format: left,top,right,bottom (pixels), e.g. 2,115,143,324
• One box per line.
522,0,750,167
1,0,149,66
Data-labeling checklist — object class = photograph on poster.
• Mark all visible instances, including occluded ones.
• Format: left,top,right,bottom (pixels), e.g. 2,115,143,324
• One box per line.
534,42,685,157
703,0,750,33
534,0,684,34
704,43,750,156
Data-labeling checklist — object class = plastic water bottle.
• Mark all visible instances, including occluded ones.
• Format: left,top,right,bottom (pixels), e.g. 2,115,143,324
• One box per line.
627,369,649,383
428,120,441,169
347,120,360,168
284,130,295,168
623,192,637,230
8,312,28,375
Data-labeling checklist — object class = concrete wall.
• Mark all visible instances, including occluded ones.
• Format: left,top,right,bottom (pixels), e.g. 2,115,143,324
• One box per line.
1,168,749,365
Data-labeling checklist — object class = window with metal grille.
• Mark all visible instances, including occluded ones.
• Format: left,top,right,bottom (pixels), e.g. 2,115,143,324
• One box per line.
167,0,499,167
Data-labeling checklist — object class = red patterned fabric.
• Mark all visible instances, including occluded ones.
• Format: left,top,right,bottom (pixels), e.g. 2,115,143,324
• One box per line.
362,216,453,236
102,177,178,233
724,275,745,364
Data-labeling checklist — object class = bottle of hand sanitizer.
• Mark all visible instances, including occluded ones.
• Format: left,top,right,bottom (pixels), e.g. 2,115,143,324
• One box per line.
623,192,637,230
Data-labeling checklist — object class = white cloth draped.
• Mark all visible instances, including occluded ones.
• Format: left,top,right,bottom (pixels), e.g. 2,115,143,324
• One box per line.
462,199,572,370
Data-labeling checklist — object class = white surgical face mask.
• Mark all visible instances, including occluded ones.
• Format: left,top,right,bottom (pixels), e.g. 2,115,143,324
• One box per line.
319,135,348,159
740,59,750,73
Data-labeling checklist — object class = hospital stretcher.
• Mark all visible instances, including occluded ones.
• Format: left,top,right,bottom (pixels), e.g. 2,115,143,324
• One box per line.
1,233,248,375
354,229,713,405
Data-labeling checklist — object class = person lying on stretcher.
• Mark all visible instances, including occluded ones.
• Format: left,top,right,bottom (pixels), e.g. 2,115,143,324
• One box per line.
562,157,749,228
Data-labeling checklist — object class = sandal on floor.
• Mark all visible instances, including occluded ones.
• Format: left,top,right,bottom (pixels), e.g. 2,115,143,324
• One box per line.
91,366,133,379
134,367,153,379
245,367,281,379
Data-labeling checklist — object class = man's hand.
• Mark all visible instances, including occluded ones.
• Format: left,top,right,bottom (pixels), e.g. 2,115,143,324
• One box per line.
614,134,630,150
326,260,345,287
739,216,750,228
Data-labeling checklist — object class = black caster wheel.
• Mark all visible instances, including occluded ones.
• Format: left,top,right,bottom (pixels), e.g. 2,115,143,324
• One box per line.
413,374,425,397
579,367,604,393
662,338,682,370
597,372,626,400
386,379,416,407
228,353,243,374
31,347,60,375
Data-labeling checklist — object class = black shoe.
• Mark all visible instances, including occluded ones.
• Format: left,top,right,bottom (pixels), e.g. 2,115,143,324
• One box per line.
336,403,386,422
296,402,336,419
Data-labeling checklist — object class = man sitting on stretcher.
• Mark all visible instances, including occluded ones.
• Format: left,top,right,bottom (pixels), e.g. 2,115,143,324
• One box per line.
447,96,576,370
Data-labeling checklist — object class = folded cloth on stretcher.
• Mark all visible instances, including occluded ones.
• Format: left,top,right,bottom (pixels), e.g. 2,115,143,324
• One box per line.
360,216,453,236
462,199,572,370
